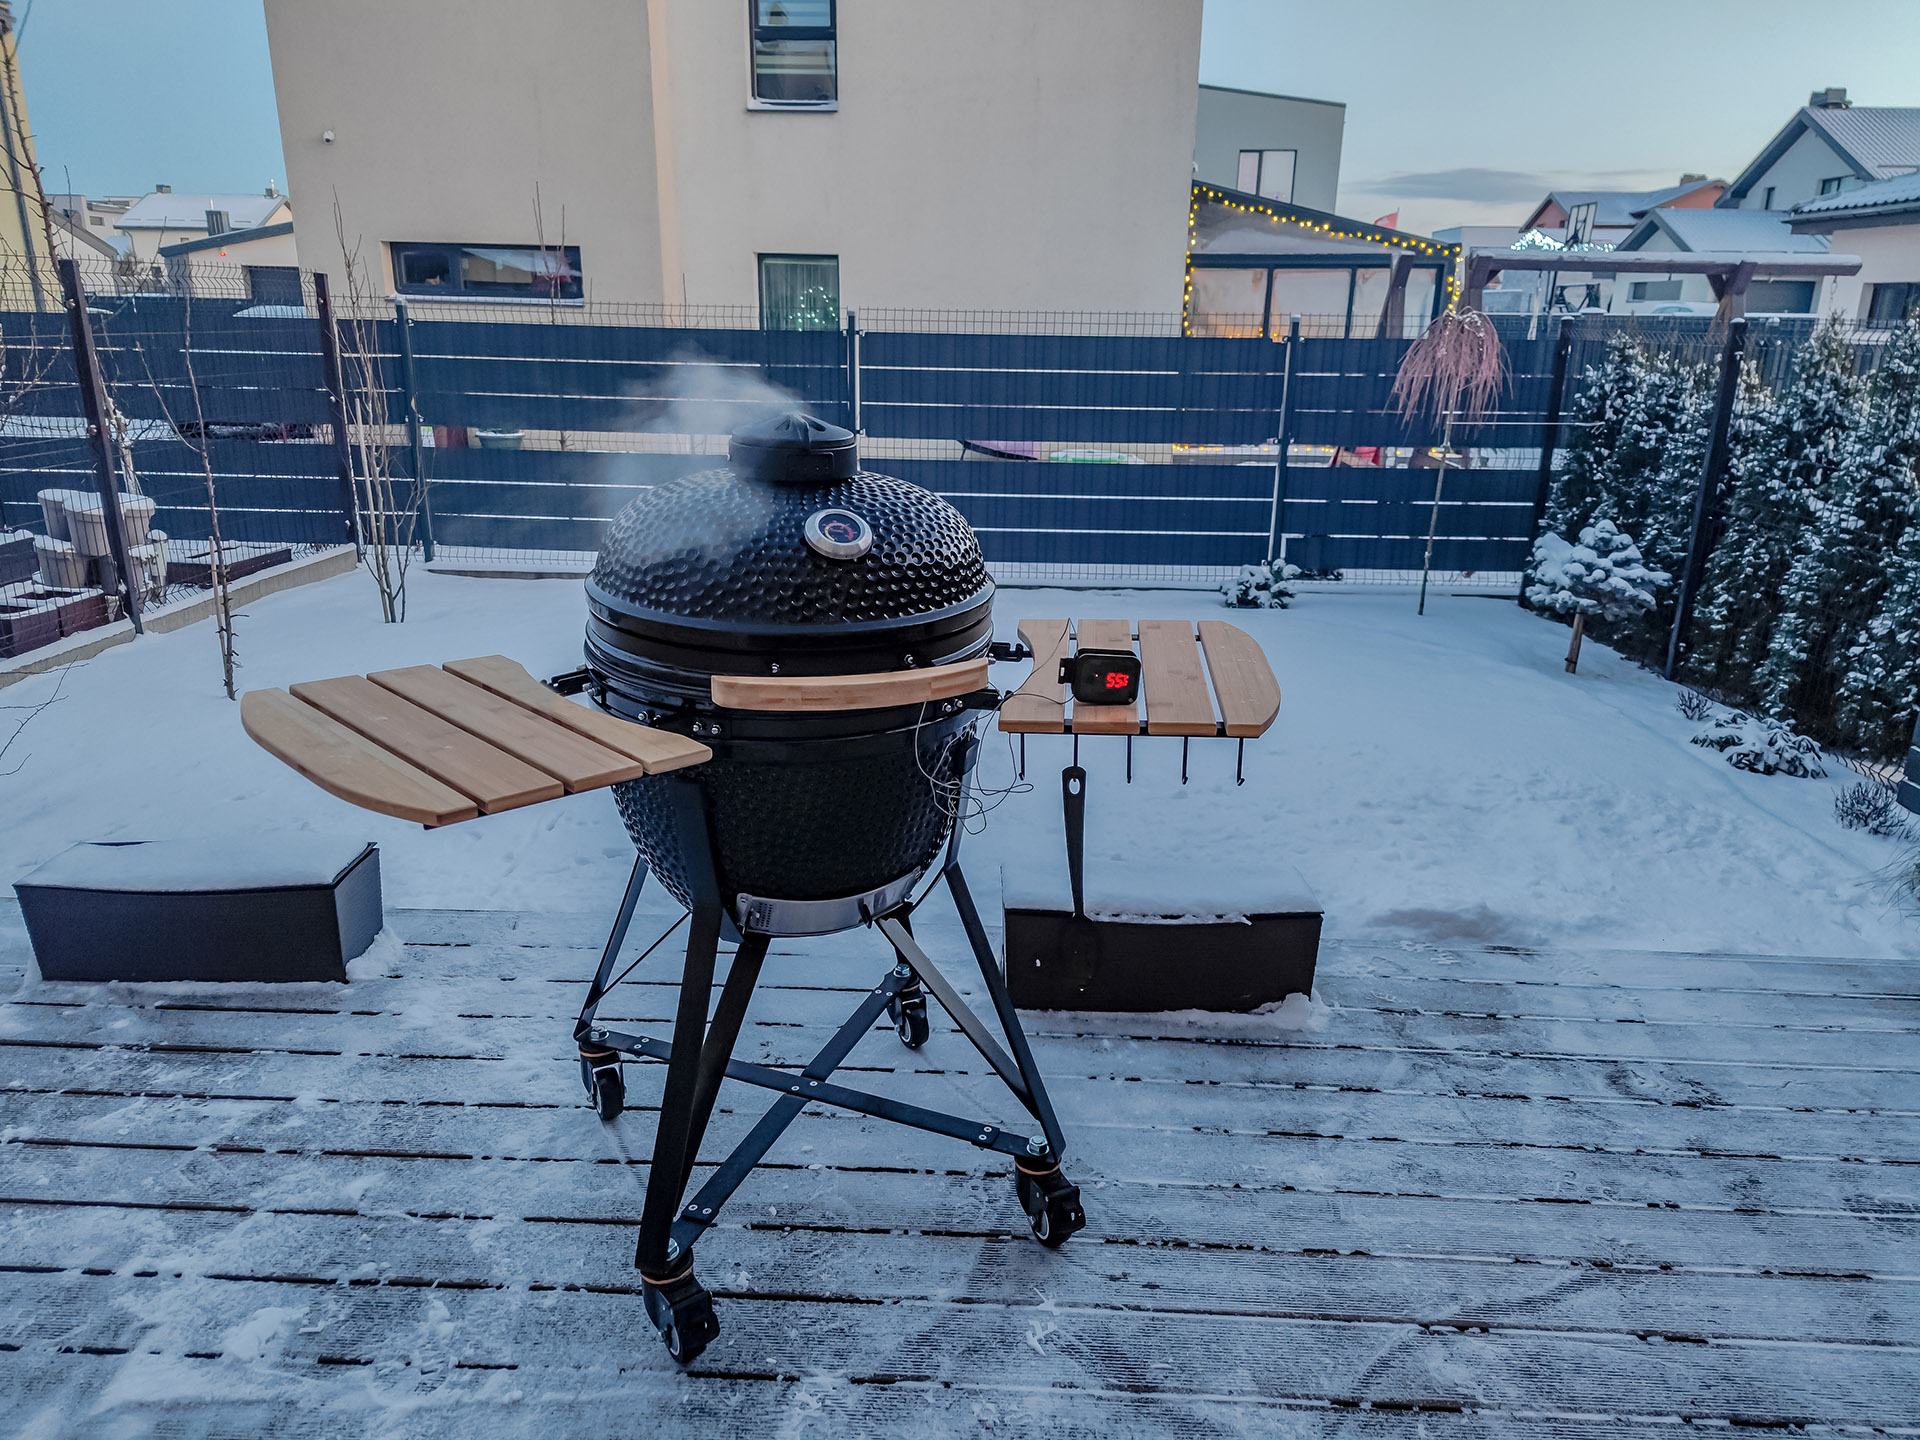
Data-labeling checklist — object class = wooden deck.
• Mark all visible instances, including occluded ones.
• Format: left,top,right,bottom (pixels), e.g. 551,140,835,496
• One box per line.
2,891,1917,1437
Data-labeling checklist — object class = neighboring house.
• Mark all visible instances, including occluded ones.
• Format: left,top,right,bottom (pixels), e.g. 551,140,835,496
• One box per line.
158,222,302,304
47,205,121,264
1193,84,1343,213
1789,171,1920,320
114,186,291,264
264,0,1203,319
1187,183,1455,338
46,193,136,256
1719,89,1920,213
1517,177,1724,248
1608,207,1836,315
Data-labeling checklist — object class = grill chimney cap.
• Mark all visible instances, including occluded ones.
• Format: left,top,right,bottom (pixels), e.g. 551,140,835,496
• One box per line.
1809,87,1850,108
728,410,858,484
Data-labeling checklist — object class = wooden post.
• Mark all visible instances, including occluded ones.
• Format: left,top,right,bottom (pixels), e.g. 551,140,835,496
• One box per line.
1564,611,1585,674
312,272,360,553
1664,317,1747,680
1519,314,1576,601
56,257,142,634
392,297,435,562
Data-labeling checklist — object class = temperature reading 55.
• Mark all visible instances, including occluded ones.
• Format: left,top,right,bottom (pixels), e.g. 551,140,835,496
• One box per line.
1059,648,1142,706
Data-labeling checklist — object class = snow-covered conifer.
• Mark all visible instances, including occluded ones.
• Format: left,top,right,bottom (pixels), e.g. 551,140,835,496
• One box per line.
1689,320,1864,698
1526,518,1670,673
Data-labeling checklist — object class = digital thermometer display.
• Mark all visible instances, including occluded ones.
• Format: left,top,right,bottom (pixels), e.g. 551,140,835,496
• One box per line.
1059,648,1141,706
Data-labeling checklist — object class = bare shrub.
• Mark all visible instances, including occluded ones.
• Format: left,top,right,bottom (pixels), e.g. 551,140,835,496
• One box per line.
1675,689,1714,722
1835,780,1909,837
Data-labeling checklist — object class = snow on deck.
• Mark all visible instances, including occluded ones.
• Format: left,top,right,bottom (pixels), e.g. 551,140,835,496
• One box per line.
2,897,1916,1435
1,571,1917,1432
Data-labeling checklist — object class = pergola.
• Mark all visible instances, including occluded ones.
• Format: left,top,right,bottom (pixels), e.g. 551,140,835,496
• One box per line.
1462,248,1862,318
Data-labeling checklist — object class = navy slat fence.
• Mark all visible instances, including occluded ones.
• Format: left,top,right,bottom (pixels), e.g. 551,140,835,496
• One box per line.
9,298,1825,580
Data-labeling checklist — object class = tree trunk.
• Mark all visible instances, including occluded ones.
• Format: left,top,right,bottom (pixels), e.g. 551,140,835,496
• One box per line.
1565,611,1586,674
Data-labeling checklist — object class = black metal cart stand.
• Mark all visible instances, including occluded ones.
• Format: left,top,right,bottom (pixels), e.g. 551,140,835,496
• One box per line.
570,733,1084,1363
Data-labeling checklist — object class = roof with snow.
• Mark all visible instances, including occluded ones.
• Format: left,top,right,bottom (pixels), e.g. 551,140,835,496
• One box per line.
1789,168,1920,228
1617,207,1831,254
1519,179,1723,233
116,192,289,232
1721,106,1920,206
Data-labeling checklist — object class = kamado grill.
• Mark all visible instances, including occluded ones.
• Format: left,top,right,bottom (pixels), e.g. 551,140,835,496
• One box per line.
240,411,1283,1366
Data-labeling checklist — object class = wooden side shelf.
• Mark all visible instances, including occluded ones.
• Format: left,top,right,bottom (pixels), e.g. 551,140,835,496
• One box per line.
996,619,1281,739
244,655,710,827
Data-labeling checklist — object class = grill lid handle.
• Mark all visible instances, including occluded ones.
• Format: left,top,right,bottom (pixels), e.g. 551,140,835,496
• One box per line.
728,411,858,484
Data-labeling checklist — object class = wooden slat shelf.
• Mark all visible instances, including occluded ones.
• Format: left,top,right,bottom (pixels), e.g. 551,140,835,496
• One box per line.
996,618,1281,739
244,655,710,827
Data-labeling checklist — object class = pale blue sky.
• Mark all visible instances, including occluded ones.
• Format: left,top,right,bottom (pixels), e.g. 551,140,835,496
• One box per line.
18,1,1920,233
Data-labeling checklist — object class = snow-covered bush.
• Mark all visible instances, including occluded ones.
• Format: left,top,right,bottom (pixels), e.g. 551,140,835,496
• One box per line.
1834,780,1908,837
1690,712,1826,778
1221,562,1293,609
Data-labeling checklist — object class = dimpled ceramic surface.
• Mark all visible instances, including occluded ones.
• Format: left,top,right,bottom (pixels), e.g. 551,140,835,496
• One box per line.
589,468,990,628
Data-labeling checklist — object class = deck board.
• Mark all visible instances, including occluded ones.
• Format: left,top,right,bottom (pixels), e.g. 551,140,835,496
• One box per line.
2,898,1915,1435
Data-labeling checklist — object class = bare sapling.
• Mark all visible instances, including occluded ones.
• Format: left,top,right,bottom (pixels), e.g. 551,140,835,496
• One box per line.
1390,305,1507,614
118,285,240,696
334,196,415,622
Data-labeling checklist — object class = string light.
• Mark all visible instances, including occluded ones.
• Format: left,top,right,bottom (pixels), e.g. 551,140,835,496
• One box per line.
1184,184,1461,334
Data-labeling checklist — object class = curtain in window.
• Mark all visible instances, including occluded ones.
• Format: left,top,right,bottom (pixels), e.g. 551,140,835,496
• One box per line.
760,255,840,330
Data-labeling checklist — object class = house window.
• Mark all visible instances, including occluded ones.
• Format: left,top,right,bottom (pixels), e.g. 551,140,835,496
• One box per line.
1762,186,1775,210
1235,149,1296,203
759,254,839,330
750,0,836,108
1819,176,1847,195
246,265,303,305
1628,280,1683,302
390,242,583,301
1745,279,1816,313
1867,282,1918,322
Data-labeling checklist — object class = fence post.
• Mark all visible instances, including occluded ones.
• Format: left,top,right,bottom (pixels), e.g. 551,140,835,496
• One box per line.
392,297,435,562
1266,314,1298,565
1664,317,1747,680
1518,314,1576,600
56,257,142,634
846,309,861,434
312,272,360,553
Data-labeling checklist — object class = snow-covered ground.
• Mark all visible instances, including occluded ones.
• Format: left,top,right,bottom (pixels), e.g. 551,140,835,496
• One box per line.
1,567,1912,958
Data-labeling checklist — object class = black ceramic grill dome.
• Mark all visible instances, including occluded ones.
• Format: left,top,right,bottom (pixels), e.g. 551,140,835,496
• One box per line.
584,414,995,924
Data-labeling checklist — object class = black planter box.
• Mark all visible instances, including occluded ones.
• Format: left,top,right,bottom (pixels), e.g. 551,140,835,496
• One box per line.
169,544,292,590
11,586,109,636
15,837,382,983
0,599,61,657
1001,865,1321,1012
0,533,33,586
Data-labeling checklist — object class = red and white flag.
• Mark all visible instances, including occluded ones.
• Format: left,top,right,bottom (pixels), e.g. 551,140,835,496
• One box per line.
1373,211,1399,229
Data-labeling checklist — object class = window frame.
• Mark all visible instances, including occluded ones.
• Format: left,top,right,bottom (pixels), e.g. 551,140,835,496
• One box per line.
1235,149,1297,204
388,241,585,304
1819,176,1847,196
746,0,838,112
757,252,841,331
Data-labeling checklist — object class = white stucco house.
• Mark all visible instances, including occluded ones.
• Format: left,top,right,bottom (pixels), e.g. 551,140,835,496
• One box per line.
1608,208,1836,316
264,0,1204,318
1718,89,1920,215
1788,172,1920,321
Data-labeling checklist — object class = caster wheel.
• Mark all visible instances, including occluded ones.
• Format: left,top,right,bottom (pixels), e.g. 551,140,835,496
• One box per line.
890,994,930,1049
1016,1163,1085,1250
644,1269,719,1366
580,1053,624,1121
